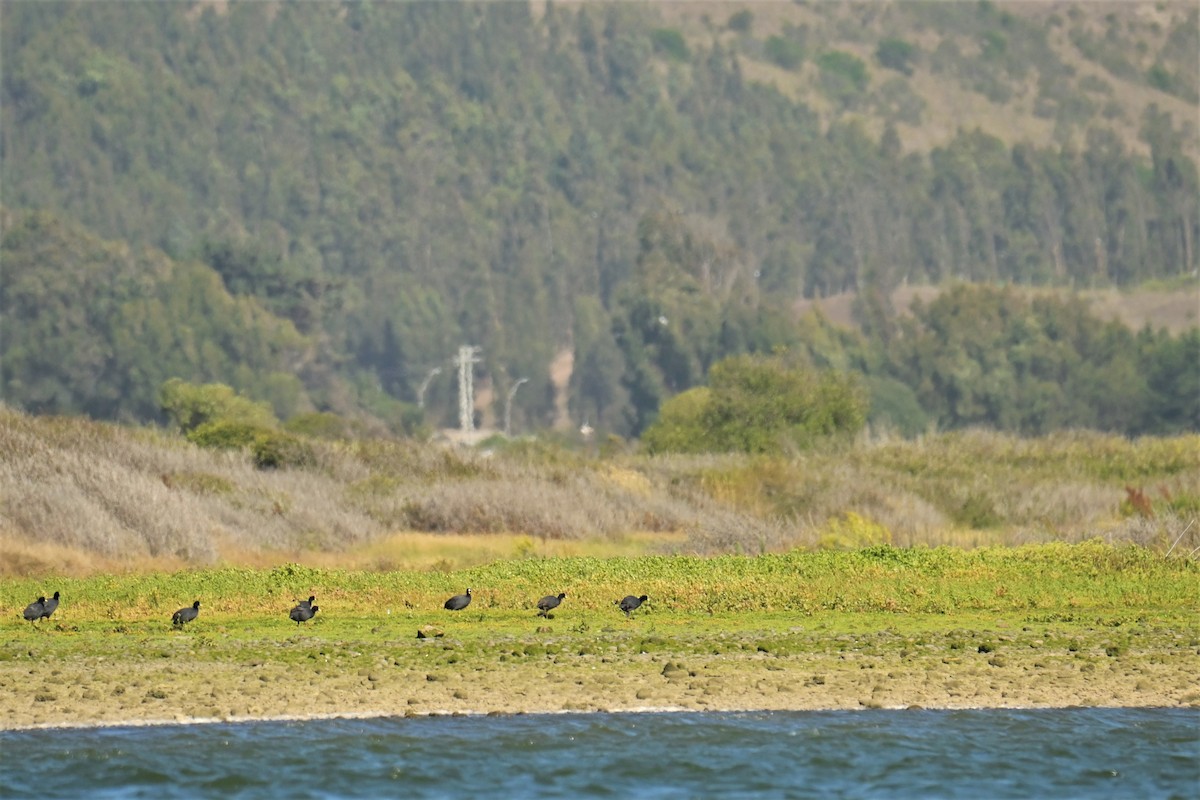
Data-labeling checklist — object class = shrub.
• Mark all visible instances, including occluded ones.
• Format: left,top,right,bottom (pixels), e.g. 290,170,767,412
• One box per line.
980,29,1007,59
160,378,277,434
954,492,1003,529
818,51,868,87
727,10,753,34
641,355,868,454
162,471,235,495
1147,63,1172,93
650,28,689,61
816,50,869,106
284,411,352,440
186,419,264,450
876,38,918,75
816,512,893,550
764,36,805,70
251,431,315,470
640,387,711,454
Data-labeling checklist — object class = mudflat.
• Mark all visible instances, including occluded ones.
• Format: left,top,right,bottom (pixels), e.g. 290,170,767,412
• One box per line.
3,610,1197,729
4,545,1197,729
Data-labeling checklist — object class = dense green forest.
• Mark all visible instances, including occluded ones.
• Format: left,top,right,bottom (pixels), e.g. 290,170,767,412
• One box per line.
1,1,1197,442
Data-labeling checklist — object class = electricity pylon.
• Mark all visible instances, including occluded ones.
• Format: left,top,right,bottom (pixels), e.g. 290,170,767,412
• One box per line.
454,345,481,432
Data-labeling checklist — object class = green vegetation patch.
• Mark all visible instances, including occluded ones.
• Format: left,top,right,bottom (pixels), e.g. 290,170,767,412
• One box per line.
4,543,1194,628
3,543,1197,727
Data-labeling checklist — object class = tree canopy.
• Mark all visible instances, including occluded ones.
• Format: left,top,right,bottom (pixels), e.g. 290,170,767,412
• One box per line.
0,2,1196,439
643,355,868,454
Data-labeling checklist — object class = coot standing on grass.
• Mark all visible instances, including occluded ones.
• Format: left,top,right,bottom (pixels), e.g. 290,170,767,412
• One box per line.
39,591,60,620
290,604,319,625
295,595,316,609
172,600,200,628
22,596,45,623
616,594,648,617
537,592,566,617
444,588,472,611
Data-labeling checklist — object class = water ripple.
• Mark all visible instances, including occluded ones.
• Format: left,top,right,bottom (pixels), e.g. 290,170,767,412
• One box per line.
1,708,1196,799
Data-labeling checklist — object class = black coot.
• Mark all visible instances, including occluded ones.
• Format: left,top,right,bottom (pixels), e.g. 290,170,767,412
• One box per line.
290,604,319,625
295,595,316,609
172,600,200,627
537,592,566,617
22,596,45,622
616,594,648,617
39,591,60,620
444,588,472,611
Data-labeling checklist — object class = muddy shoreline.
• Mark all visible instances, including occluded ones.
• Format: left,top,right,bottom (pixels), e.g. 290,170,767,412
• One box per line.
5,626,1197,730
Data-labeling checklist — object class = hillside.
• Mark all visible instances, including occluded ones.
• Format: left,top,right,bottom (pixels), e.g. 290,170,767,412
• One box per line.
654,0,1199,159
1,1,1196,438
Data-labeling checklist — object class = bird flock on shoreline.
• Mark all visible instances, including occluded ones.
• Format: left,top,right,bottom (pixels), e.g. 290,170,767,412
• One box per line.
17,588,650,629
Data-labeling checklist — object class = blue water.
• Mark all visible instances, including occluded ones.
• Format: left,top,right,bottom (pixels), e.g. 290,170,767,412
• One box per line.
2,708,1196,799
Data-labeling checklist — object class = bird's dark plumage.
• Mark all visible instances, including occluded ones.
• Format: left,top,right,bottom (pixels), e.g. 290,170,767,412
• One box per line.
444,588,472,611
22,596,45,622
172,600,200,627
537,592,566,617
290,604,318,625
295,595,316,609
616,594,648,617
40,591,60,620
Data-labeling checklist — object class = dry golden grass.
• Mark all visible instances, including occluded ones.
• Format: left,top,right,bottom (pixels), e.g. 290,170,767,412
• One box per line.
253,530,691,572
0,409,383,570
2,406,1196,577
0,526,691,578
0,536,193,577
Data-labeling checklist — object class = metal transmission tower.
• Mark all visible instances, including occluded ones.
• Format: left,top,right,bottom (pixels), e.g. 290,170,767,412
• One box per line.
453,346,482,432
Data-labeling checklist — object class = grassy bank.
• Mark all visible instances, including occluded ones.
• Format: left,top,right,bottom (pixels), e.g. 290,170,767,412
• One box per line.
2,544,1197,728
3,542,1196,621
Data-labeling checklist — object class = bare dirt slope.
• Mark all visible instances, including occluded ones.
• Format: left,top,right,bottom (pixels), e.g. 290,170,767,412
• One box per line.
796,285,1199,334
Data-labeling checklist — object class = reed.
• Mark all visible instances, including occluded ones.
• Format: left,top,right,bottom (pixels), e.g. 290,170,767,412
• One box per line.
1,406,1197,576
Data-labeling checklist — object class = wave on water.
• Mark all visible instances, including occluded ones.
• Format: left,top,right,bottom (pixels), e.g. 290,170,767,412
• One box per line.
2,707,1197,799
